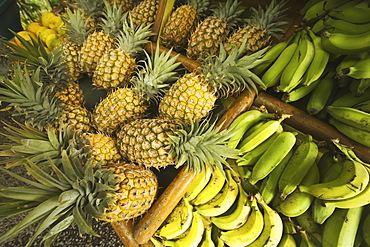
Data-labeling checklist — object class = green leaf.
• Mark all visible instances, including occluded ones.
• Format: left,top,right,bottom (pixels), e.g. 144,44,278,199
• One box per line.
42,215,74,243
72,198,99,237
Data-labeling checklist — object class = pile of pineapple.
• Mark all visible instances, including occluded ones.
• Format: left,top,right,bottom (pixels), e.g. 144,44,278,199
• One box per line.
0,0,291,245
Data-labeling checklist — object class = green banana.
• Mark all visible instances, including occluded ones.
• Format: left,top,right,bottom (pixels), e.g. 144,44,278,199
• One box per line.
251,35,294,76
329,6,370,23
316,149,340,181
320,29,370,55
261,31,301,88
239,117,287,153
300,0,327,15
327,105,370,132
306,70,336,115
281,78,320,103
219,194,264,246
356,78,370,96
331,138,369,166
302,0,353,24
299,159,370,200
249,131,297,185
339,55,370,79
300,29,330,87
321,206,364,247
335,53,364,75
211,183,251,231
323,16,370,35
259,149,294,204
192,164,226,206
279,135,318,200
228,109,275,149
295,208,321,235
195,169,239,217
362,210,370,247
275,162,320,218
186,164,213,201
328,117,370,147
353,99,370,112
311,18,325,34
156,197,194,240
278,217,298,247
247,193,284,247
279,30,315,93
299,230,317,247
331,87,370,107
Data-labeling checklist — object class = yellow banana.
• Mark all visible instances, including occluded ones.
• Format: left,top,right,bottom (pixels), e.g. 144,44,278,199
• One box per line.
199,221,215,247
219,194,264,246
298,159,370,200
185,164,213,201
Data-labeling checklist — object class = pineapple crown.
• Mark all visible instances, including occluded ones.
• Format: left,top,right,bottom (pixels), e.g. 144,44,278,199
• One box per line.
131,47,181,102
198,38,267,97
169,118,240,174
0,151,116,246
99,0,127,36
0,65,63,129
62,8,92,45
76,0,104,19
211,0,244,28
245,0,290,37
116,12,155,55
188,0,210,16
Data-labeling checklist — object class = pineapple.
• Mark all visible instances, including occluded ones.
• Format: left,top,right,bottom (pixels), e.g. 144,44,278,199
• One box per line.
0,150,158,246
116,117,240,172
54,81,85,107
79,0,126,75
106,0,133,13
92,13,154,90
74,0,104,30
92,47,180,134
186,0,244,62
224,0,289,55
158,42,267,123
160,0,210,52
130,0,159,28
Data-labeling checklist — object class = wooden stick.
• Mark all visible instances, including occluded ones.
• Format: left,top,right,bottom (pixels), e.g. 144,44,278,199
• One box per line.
253,92,370,163
133,167,196,244
110,220,139,247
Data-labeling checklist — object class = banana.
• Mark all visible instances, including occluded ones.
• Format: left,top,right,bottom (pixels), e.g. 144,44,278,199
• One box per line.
261,31,301,88
239,117,288,153
247,193,284,247
278,217,298,247
321,206,364,247
219,194,264,247
279,30,315,93
316,149,340,181
249,131,297,185
362,210,370,247
167,210,205,247
295,208,321,235
199,222,215,247
259,149,294,204
227,109,275,149
335,53,364,75
251,35,294,76
192,164,226,206
275,162,320,218
356,78,370,96
353,99,370,112
311,18,326,34
323,16,370,35
298,159,370,200
156,197,194,240
329,6,370,24
211,183,251,230
320,29,370,55
331,138,369,166
300,29,330,87
278,135,319,200
328,117,370,147
302,0,353,24
331,88,370,107
327,105,370,132
195,169,239,217
306,70,336,115
339,55,370,79
281,78,320,103
186,163,213,201
300,0,326,16
299,230,317,247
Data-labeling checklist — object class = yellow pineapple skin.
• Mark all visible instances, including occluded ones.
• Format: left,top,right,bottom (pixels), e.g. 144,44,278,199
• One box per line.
59,105,95,133
92,49,136,90
102,162,158,221
161,5,198,52
187,16,228,61
116,118,178,168
79,31,115,75
92,88,147,134
62,40,83,81
55,81,86,107
130,0,159,28
158,72,217,123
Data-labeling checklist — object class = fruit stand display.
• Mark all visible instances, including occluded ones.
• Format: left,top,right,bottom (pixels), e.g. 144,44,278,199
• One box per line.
0,0,370,246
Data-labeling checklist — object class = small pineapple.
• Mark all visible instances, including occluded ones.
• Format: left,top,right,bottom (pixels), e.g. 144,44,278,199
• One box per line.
186,0,244,62
54,81,86,107
92,13,154,90
79,0,126,75
159,42,267,123
224,0,289,55
92,47,180,134
0,150,158,246
116,117,239,172
130,0,159,28
160,0,210,52
106,0,133,13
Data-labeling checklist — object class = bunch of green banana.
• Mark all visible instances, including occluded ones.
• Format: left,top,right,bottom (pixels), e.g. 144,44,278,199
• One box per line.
278,217,298,247
362,208,370,247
